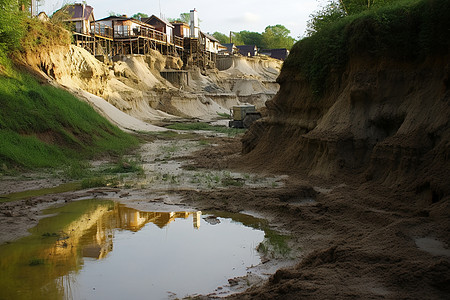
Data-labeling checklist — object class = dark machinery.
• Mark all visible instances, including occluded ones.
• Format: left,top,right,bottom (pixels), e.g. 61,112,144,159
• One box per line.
228,105,262,128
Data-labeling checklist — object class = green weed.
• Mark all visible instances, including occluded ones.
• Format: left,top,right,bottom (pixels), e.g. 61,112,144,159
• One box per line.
165,122,246,136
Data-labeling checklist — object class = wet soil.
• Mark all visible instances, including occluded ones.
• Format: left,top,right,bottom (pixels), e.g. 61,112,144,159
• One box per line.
0,132,449,299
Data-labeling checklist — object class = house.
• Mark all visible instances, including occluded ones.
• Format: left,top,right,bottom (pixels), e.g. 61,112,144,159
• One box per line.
53,3,95,35
200,32,221,54
142,15,174,43
236,45,258,57
260,48,290,61
221,43,238,55
171,22,190,38
96,15,157,39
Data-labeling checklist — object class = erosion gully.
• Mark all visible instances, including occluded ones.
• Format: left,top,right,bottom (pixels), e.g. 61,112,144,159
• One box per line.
0,128,298,299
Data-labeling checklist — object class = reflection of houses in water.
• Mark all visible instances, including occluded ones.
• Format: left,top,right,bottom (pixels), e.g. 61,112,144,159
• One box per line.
45,203,201,265
116,205,201,231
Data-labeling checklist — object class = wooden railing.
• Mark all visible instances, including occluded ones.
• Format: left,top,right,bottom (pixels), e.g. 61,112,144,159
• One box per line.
91,23,113,39
86,22,184,48
173,36,183,47
114,25,167,43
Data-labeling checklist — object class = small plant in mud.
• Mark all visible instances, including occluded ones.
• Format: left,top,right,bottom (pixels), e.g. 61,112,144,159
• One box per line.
81,176,123,189
102,158,144,175
165,122,246,136
29,258,45,266
42,232,59,238
257,231,292,259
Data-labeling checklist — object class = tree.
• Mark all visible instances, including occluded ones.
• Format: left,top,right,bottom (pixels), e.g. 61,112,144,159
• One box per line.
108,11,121,17
132,12,148,20
212,32,229,44
306,0,399,35
261,25,295,49
239,31,263,47
168,13,199,24
306,0,345,35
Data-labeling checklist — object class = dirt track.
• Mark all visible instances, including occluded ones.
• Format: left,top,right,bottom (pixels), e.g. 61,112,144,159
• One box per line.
0,133,449,299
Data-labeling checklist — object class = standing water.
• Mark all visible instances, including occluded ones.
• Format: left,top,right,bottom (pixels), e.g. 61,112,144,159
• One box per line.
0,199,266,299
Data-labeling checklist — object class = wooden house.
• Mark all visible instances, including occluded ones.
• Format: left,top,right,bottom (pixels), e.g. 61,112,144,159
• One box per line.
236,45,258,57
172,22,190,38
53,3,95,35
142,15,174,43
220,43,238,55
96,15,157,39
200,32,221,54
260,48,290,61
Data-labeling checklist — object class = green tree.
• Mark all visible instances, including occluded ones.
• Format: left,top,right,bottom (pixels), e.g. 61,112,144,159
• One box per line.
307,0,399,35
168,13,200,24
230,32,244,45
261,25,295,49
212,32,229,44
131,12,148,20
239,31,263,47
306,1,345,35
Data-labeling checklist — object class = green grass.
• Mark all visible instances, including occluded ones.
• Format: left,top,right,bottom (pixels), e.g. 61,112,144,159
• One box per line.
216,112,231,119
284,0,450,96
0,70,139,174
166,122,246,136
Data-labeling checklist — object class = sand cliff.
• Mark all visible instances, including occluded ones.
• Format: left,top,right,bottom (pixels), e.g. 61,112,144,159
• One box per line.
18,45,281,131
243,53,450,203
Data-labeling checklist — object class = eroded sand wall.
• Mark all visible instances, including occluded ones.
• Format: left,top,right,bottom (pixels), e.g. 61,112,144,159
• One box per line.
243,55,450,199
19,45,282,124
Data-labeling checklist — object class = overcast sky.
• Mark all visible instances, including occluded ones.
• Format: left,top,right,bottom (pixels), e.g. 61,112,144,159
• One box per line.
41,0,321,39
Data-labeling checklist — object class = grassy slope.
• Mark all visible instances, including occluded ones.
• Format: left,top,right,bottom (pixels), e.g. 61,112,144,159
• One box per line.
0,70,138,173
283,0,450,95
0,17,139,176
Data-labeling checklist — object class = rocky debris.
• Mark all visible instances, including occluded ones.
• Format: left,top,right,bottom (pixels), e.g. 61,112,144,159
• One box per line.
203,215,221,225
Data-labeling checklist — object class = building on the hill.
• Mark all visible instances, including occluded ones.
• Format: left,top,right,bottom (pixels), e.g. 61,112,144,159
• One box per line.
53,3,95,35
260,48,290,61
142,15,174,43
172,22,190,38
201,32,221,54
221,43,238,55
236,45,258,57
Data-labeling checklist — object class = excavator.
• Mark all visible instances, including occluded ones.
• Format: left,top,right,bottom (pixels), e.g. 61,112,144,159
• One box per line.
228,105,262,128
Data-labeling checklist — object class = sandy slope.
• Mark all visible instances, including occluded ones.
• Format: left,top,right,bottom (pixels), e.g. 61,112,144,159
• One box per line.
19,45,282,128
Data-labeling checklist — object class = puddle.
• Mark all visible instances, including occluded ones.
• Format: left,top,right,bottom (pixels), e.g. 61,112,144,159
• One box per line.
0,199,282,299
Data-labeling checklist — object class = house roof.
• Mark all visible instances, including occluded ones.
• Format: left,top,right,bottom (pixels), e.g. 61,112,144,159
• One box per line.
96,15,155,28
236,45,257,51
222,43,237,52
143,15,174,28
56,3,94,21
171,21,189,27
201,32,220,43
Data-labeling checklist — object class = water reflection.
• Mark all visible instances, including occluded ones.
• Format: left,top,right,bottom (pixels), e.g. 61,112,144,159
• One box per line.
0,200,264,299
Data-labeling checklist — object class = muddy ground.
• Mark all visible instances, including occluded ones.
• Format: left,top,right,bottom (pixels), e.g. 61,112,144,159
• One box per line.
0,131,449,299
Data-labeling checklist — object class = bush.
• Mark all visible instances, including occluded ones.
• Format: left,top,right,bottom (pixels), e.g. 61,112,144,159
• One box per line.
284,0,450,96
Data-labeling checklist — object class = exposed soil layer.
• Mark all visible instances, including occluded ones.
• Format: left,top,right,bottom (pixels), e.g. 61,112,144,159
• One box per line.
243,55,450,201
182,137,450,299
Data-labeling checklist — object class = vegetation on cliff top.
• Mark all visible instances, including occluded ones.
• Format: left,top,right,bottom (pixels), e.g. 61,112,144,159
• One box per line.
284,0,450,95
0,6,138,175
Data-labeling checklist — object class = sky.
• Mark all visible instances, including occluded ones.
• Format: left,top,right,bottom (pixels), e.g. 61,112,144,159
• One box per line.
40,0,321,40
